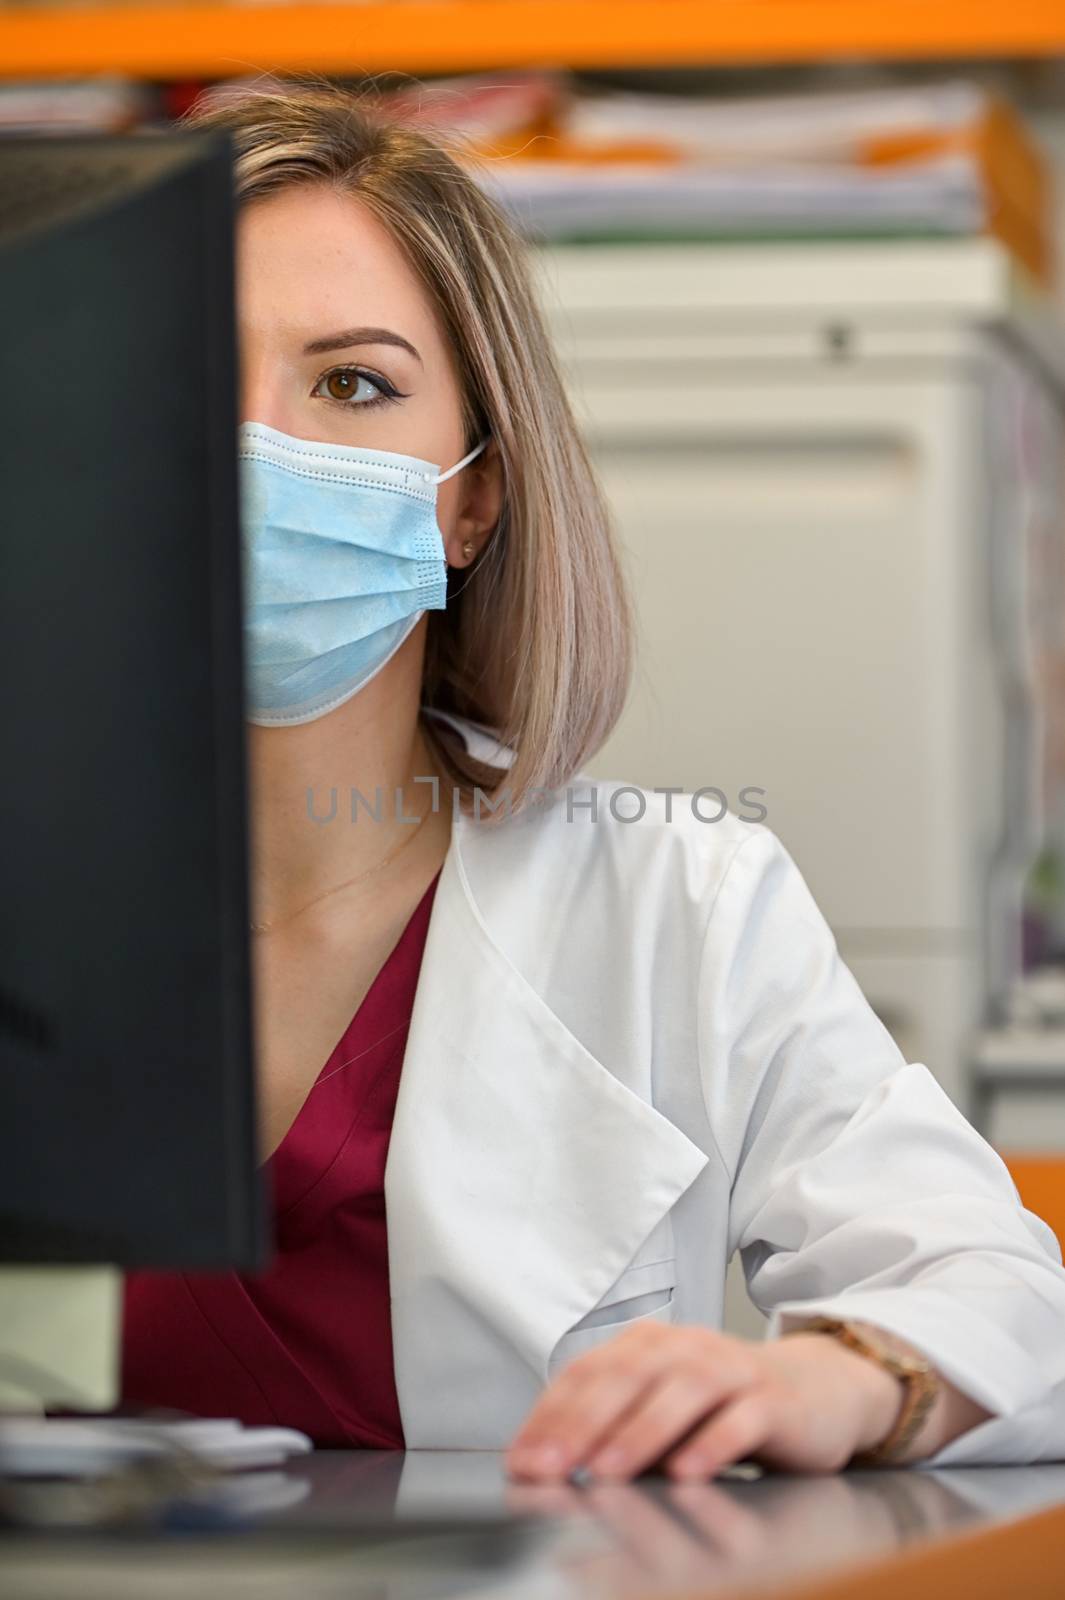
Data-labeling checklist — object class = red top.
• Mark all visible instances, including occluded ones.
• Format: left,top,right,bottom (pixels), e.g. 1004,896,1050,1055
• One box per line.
119,867,442,1448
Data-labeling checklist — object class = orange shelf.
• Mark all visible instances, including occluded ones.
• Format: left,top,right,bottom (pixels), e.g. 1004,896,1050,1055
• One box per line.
1,1,1065,82
1004,1155,1065,1252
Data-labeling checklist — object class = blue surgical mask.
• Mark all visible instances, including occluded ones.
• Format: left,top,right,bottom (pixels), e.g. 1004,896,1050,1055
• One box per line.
237,421,489,726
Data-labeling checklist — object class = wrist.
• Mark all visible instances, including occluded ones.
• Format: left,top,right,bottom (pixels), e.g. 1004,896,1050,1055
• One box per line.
782,1317,941,1465
779,1331,904,1454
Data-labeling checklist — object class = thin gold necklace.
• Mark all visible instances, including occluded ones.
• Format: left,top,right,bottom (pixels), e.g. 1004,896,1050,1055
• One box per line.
249,791,433,936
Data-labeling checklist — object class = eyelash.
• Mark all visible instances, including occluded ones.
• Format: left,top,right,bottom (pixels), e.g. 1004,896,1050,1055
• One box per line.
312,365,409,411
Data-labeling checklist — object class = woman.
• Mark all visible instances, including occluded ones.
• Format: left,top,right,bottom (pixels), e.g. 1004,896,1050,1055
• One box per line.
122,79,1065,1480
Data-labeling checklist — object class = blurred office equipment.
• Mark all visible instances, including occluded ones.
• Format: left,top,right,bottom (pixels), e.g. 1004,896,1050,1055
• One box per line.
969,962,1065,1226
972,1028,1065,1143
0,1418,312,1478
0,78,151,133
542,235,1065,1124
0,131,263,1414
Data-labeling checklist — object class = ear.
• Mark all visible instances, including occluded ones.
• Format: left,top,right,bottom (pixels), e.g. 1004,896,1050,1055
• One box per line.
444,438,504,568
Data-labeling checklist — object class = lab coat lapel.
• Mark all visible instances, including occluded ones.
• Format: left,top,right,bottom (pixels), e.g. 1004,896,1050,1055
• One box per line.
384,796,709,1448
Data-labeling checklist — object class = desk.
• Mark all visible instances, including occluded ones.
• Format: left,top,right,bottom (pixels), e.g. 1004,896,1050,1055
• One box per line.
2,1451,1065,1599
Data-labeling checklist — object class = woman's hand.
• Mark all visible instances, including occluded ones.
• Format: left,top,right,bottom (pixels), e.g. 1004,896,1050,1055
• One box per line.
505,1321,909,1483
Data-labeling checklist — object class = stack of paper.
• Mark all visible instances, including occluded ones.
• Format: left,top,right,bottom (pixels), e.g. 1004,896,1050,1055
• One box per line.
560,81,1008,163
419,77,1054,287
475,151,986,242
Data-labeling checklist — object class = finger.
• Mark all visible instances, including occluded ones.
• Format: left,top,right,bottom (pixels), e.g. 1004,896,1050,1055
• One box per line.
506,1326,679,1475
666,1387,777,1480
508,1362,660,1478
508,1324,748,1464
584,1356,754,1480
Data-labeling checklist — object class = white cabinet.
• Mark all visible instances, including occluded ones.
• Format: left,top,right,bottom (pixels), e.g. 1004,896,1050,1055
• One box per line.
540,239,1065,1112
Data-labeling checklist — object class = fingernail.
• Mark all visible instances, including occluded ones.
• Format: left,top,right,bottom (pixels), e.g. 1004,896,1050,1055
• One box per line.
518,1443,565,1474
670,1455,709,1480
589,1450,627,1477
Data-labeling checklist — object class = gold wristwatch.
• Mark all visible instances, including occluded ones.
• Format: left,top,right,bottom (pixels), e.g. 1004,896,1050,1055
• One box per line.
784,1316,941,1466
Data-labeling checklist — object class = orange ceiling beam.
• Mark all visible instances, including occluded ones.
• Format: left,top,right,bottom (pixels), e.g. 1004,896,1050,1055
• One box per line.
1,1,1065,82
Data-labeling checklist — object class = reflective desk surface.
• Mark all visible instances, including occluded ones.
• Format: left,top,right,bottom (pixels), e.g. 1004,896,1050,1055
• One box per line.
3,1450,1065,1600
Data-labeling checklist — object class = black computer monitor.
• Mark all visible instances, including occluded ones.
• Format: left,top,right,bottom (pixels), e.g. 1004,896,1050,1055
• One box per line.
0,132,264,1270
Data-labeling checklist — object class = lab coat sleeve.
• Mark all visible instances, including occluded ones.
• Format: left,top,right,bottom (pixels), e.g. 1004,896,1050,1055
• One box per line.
700,824,1065,1466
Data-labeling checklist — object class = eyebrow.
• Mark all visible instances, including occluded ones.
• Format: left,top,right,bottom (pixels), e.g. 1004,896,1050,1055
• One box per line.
301,326,423,365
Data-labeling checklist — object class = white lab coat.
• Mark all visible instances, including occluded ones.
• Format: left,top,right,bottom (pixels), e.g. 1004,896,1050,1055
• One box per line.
383,709,1065,1464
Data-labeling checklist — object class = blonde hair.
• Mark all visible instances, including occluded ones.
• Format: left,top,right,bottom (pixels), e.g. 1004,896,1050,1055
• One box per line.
180,75,634,819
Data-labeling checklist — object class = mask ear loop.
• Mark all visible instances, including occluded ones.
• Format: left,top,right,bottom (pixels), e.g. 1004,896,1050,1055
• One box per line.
426,435,495,595
422,436,490,485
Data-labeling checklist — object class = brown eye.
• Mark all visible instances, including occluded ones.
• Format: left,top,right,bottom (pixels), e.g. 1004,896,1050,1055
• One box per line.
313,366,403,410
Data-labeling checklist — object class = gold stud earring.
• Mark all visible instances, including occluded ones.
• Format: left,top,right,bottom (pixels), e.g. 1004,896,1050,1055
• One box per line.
462,540,475,561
